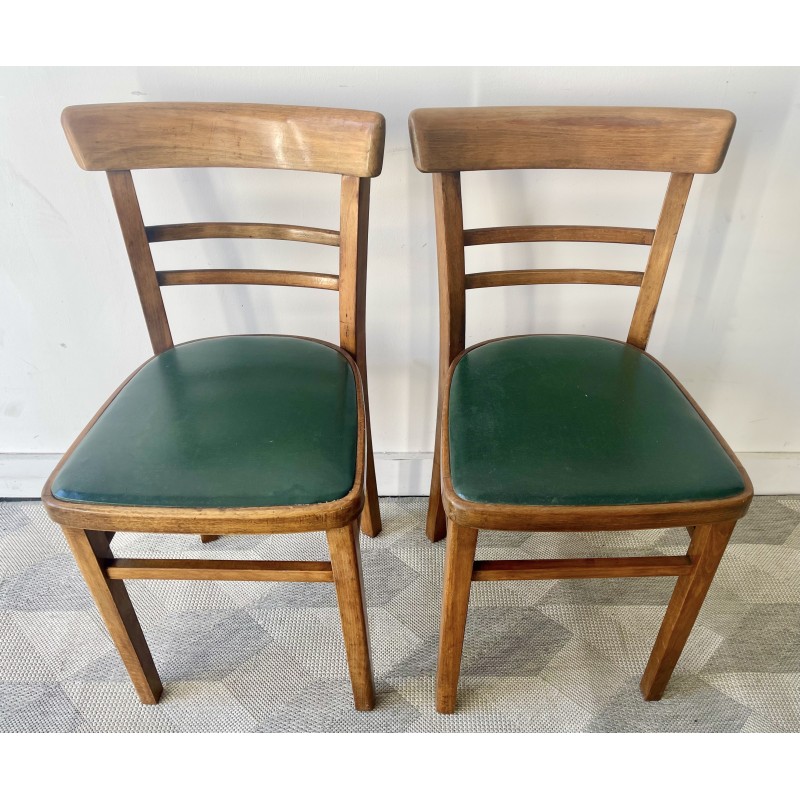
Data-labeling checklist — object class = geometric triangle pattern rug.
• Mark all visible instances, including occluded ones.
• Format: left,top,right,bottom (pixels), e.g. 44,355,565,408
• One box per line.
1,497,798,732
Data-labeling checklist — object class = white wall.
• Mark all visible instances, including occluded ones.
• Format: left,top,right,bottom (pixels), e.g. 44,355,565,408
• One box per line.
1,66,798,496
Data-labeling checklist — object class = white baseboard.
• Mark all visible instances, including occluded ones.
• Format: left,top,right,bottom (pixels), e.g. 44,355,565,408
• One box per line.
1,451,798,499
0,453,62,499
374,452,434,496
737,452,800,495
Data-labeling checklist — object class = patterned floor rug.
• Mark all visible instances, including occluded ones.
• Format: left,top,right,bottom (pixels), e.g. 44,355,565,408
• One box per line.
1,496,798,732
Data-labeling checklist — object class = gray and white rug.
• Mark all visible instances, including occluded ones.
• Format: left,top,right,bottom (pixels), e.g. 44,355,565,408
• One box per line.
1,497,798,732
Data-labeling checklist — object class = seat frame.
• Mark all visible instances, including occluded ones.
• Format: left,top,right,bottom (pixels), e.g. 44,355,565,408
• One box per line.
409,106,753,713
43,103,386,710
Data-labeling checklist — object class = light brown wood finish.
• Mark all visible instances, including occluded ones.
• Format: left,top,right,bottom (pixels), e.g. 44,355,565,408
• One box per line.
409,107,735,174
463,225,654,246
156,269,339,291
339,175,381,537
327,520,375,710
427,173,467,543
471,555,693,581
627,173,693,349
105,559,334,582
409,106,751,714
47,104,386,709
63,528,162,704
640,520,736,700
107,171,173,354
146,222,340,246
436,522,478,714
63,103,385,176
465,269,643,289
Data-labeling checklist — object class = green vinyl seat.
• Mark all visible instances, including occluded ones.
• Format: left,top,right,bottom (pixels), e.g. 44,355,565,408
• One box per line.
51,335,358,508
448,335,746,507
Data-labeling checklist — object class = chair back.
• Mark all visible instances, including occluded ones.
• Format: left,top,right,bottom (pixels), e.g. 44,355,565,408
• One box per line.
62,102,386,358
408,106,735,355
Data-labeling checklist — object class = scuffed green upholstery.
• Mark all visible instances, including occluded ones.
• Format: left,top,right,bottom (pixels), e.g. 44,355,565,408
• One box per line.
448,336,745,507
52,336,358,508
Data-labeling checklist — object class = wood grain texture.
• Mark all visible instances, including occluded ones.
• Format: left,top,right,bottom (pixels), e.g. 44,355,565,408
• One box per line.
63,103,386,176
107,171,173,354
627,173,694,348
471,555,692,581
339,175,382,537
63,528,162,704
156,269,339,291
426,172,467,543
411,104,746,713
640,520,736,700
51,104,385,710
327,520,375,710
436,522,478,714
465,268,643,289
105,558,334,582
409,107,735,173
464,225,654,246
146,222,340,247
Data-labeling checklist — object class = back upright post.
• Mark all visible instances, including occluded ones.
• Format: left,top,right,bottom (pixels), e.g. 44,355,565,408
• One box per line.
627,173,694,349
427,172,467,542
106,170,173,355
339,175,382,536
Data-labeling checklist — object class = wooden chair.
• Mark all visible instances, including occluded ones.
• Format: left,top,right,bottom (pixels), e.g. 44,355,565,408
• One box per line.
408,106,753,713
42,103,385,710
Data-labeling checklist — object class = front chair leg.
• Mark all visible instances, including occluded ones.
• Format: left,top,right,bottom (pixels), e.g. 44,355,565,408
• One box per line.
63,527,162,704
436,521,478,713
327,520,375,710
640,519,736,700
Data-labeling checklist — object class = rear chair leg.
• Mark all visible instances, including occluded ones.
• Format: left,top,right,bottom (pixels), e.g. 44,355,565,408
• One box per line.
200,535,219,543
640,520,736,700
436,521,478,713
360,414,383,538
357,351,382,538
63,527,162,704
425,406,448,542
327,519,375,710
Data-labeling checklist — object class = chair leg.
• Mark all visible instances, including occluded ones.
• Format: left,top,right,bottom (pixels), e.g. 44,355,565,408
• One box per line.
425,406,447,542
640,519,736,700
200,535,220,543
436,521,478,713
327,520,375,710
63,527,162,704
360,412,383,538
357,346,381,537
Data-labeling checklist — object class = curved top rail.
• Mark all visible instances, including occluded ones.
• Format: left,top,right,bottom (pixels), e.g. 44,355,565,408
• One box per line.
63,103,386,177
409,106,735,174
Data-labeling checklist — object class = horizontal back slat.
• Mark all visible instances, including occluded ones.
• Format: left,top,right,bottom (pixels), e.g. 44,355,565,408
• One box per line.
465,269,644,289
156,269,339,291
409,107,735,173
464,225,654,246
63,103,385,176
146,222,340,247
